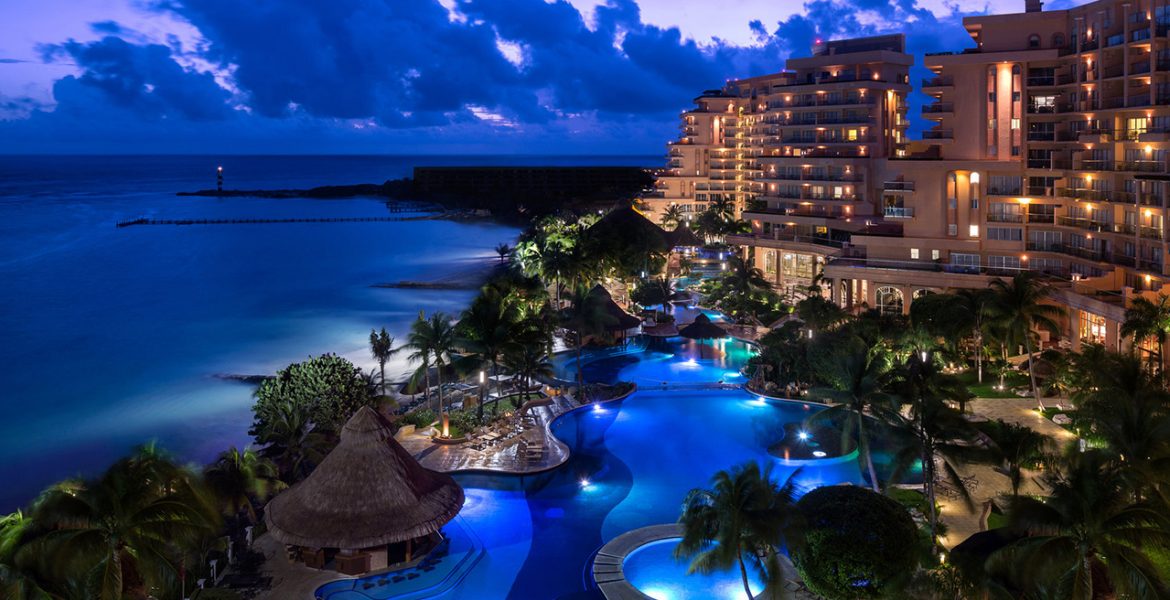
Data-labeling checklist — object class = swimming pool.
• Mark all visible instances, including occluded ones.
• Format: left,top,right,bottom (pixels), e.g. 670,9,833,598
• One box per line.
552,336,757,387
321,346,876,599
623,538,764,600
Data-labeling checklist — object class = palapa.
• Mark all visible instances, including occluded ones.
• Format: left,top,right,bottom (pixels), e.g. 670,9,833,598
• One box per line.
265,406,464,549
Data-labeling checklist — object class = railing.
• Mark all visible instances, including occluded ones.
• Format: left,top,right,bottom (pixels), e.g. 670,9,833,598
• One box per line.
1026,186,1056,197
1027,131,1056,141
922,103,953,114
1055,216,1127,234
1027,76,1056,87
922,129,953,140
1027,103,1071,114
987,213,1024,223
1056,188,1135,203
883,181,915,191
1079,160,1167,173
1027,213,1056,224
1141,226,1165,240
729,232,847,249
987,186,1023,196
883,207,914,218
922,77,953,87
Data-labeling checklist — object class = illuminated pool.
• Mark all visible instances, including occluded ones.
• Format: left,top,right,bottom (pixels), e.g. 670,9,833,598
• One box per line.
552,335,757,386
623,538,764,600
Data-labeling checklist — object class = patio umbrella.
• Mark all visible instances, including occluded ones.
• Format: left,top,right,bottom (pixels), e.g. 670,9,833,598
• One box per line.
679,313,728,358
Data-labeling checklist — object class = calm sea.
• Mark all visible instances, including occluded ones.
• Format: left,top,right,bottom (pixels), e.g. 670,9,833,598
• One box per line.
0,154,654,511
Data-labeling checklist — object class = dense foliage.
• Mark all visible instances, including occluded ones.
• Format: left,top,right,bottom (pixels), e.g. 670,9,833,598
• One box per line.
251,353,375,441
792,485,919,599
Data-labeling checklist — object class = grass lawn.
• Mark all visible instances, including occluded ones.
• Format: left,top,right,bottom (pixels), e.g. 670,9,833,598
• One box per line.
957,369,1031,398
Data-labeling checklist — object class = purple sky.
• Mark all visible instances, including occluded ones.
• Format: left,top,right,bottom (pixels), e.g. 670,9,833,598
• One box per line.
0,0,1080,154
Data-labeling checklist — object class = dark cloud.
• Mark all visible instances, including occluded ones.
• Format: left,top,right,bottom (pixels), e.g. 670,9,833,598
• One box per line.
2,0,980,152
0,58,31,64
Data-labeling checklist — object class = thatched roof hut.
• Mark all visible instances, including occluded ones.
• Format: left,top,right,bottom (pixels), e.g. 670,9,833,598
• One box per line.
679,313,728,340
663,224,703,248
265,406,464,549
588,284,642,331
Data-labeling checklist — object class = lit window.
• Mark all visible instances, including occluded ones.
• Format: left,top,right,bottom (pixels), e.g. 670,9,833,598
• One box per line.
1010,118,1020,130
969,225,980,237
911,248,920,259
931,249,941,260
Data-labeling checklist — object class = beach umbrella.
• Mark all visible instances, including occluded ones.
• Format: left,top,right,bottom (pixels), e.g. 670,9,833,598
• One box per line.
679,313,728,358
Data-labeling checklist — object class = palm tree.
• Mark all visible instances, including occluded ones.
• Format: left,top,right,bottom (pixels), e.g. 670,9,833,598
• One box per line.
252,399,331,483
458,288,521,420
660,204,686,230
203,446,284,525
494,243,512,264
502,333,555,405
368,327,400,397
988,273,1065,409
0,510,51,600
31,446,219,600
723,254,769,296
1122,293,1170,373
560,287,617,396
675,461,804,600
807,337,893,493
885,353,979,542
996,450,1170,600
710,196,737,222
912,288,994,382
409,312,458,423
977,419,1050,499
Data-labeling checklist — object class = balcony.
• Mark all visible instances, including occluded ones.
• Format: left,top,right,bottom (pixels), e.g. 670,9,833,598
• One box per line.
922,76,953,88
1027,103,1072,114
1078,160,1167,174
987,186,1023,196
883,181,915,192
1027,131,1057,141
987,213,1024,223
1056,188,1135,203
922,102,953,114
1055,217,1133,235
883,207,914,219
1027,158,1071,170
922,129,953,140
1141,226,1165,240
1025,186,1056,197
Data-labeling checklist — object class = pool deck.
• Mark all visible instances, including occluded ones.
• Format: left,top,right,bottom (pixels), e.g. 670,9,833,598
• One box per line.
398,395,576,475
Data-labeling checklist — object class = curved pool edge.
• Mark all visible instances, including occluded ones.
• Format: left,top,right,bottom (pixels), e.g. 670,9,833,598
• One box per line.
592,523,681,599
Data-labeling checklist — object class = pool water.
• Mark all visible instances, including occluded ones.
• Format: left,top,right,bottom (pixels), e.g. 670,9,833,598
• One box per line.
552,336,756,387
623,538,765,600
325,343,877,600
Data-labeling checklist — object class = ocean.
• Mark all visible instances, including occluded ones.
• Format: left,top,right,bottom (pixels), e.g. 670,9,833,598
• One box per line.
0,154,654,511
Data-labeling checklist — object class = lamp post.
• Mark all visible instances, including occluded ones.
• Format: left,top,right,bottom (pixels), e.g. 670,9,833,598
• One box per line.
216,166,223,193
479,370,486,417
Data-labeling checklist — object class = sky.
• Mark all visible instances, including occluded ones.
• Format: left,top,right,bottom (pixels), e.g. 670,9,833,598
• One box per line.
0,0,1086,154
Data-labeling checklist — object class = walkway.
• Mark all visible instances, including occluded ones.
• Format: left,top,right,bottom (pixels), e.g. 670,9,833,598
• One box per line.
935,396,1075,550
398,395,577,475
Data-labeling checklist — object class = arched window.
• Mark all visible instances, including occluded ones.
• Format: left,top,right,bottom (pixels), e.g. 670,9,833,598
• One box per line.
1053,32,1065,48
1028,34,1041,49
876,286,904,315
1012,64,1022,74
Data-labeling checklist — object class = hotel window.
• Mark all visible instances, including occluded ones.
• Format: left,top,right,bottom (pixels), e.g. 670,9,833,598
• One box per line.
988,255,1021,271
764,250,777,275
950,253,981,273
969,225,980,237
948,224,958,236
931,249,941,260
987,227,1023,241
1079,312,1107,344
1010,118,1021,130
910,248,919,259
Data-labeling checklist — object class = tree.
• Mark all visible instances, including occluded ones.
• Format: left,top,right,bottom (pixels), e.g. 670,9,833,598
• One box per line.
1122,293,1170,373
723,253,769,297
560,287,617,395
795,295,847,332
660,204,685,230
457,287,521,421
807,336,894,493
203,446,284,525
368,327,400,397
792,485,919,599
885,352,979,541
407,312,458,423
977,420,1049,499
996,450,1170,600
911,288,994,382
0,510,51,600
31,446,219,600
494,243,512,264
987,274,1064,409
675,462,804,600
251,354,375,439
630,277,672,311
252,399,331,483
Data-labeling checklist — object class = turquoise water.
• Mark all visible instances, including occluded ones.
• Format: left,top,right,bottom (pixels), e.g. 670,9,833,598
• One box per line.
0,155,655,511
623,538,765,600
552,336,757,386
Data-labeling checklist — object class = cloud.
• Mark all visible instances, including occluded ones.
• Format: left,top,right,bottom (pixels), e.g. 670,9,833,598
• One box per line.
1,0,983,153
0,58,32,64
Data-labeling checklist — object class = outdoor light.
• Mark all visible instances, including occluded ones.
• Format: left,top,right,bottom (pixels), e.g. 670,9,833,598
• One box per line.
921,351,928,363
797,430,810,442
579,478,591,488
593,403,603,412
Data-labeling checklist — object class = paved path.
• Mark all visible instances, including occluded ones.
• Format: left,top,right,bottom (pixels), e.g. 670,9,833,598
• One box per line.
936,396,1075,550
398,395,577,475
251,533,341,600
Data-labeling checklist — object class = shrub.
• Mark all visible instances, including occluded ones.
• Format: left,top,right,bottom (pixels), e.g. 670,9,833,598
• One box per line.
448,410,480,435
792,485,920,599
402,408,437,429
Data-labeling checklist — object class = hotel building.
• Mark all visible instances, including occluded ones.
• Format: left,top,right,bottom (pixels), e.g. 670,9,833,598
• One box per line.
651,35,912,298
660,0,1170,353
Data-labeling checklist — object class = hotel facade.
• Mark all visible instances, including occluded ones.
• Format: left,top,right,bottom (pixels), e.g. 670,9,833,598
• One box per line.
655,0,1170,354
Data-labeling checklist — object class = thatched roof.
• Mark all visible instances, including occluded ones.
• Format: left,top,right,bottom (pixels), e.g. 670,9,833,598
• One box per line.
679,313,728,340
265,406,464,549
663,224,703,248
588,284,642,330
